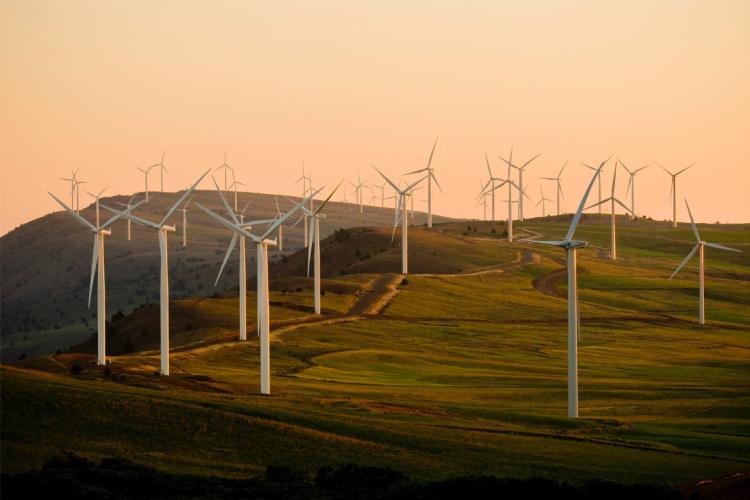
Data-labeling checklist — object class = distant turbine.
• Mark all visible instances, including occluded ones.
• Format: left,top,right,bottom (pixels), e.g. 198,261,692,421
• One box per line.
404,137,441,228
501,151,542,221
178,197,193,248
541,161,568,216
197,189,319,394
584,162,634,260
215,152,234,192
48,192,144,366
619,160,649,220
102,170,210,375
520,156,609,418
85,187,108,227
136,165,154,203
659,163,694,228
581,161,606,214
150,151,168,192
669,200,741,324
534,186,552,217
304,183,342,314
373,166,426,274
114,194,138,240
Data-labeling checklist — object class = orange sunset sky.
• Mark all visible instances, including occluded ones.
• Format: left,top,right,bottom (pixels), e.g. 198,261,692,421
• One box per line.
1,0,748,235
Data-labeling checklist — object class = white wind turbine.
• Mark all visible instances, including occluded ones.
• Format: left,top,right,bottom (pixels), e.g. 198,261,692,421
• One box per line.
102,171,210,375
620,160,649,220
48,192,144,366
178,197,193,248
136,165,154,203
115,194,138,241
584,162,634,260
581,161,606,215
212,181,276,342
304,183,342,314
669,200,741,325
521,157,608,418
502,151,542,222
373,166,426,274
404,137,442,228
150,151,168,192
659,163,694,228
197,189,320,394
215,153,234,192
85,187,108,227
541,161,568,216
534,186,553,218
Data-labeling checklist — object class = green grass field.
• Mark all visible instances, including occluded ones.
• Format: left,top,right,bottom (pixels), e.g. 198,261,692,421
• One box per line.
2,217,749,490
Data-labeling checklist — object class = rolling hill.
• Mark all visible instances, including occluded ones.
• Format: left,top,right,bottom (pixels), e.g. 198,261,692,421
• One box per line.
2,215,749,495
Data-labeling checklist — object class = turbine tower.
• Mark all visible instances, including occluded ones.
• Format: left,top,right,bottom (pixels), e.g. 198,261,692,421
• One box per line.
404,137,441,228
521,157,608,418
501,151,542,222
102,170,210,375
373,166,426,274
659,163,693,228
48,192,144,366
584,162,634,260
669,200,741,324
541,161,568,216
197,190,319,394
304,183,342,314
620,160,649,220
150,151,168,192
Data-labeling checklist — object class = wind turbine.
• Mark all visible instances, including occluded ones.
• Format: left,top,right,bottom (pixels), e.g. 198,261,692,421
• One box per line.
373,166,426,274
304,183,342,314
669,200,741,325
520,157,609,418
229,179,246,213
136,165,154,203
85,187,108,227
115,194,138,241
211,181,275,342
178,197,193,248
501,151,542,222
541,161,568,216
584,163,634,260
150,151,168,192
620,160,649,220
659,163,694,228
197,189,320,394
534,186,552,217
215,153,234,192
102,170,210,375
581,162,606,215
48,192,144,366
404,138,442,228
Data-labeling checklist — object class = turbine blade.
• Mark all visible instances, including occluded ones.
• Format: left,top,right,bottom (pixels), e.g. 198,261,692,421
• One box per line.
564,156,609,242
160,169,210,226
684,199,700,242
215,233,239,286
88,234,99,308
669,244,699,279
48,191,97,231
704,242,742,253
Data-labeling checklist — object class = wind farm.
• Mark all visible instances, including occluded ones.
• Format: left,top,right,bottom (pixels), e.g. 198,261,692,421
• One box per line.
2,2,749,499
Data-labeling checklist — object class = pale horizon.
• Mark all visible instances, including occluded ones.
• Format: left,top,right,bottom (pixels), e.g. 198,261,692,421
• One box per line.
2,0,749,236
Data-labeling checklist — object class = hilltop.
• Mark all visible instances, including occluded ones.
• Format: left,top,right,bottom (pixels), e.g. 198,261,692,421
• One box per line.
0,190,453,361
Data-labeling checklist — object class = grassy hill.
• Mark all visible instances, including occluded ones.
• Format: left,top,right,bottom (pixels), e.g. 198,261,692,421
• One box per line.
0,189,452,361
2,215,749,493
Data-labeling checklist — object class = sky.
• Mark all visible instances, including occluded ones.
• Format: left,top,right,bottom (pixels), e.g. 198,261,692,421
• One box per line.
1,0,749,236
